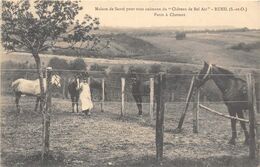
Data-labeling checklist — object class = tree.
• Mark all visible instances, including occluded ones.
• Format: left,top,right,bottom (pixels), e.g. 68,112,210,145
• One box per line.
69,58,87,71
149,64,162,74
127,66,147,81
1,0,108,160
127,66,146,75
48,57,69,70
175,31,186,40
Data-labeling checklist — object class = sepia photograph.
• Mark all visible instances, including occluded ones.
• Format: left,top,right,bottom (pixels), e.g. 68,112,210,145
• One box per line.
1,0,260,166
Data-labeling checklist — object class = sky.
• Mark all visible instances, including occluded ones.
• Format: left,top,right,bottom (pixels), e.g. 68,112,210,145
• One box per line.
76,1,260,29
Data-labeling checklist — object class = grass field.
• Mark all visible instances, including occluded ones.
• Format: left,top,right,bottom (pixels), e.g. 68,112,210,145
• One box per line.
1,95,258,167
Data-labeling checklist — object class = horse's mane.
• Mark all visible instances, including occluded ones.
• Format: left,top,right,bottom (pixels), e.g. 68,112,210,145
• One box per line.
215,66,235,77
215,65,245,82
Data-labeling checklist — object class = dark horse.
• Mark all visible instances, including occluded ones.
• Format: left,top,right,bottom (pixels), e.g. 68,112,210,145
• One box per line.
67,72,88,113
184,62,249,145
88,78,108,101
130,74,157,116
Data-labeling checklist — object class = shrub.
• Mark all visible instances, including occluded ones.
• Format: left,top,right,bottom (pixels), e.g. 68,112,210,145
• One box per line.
1,60,30,69
149,64,163,74
110,66,126,77
167,66,182,74
230,42,250,52
230,42,260,52
90,63,108,71
48,57,69,70
127,66,146,75
175,31,186,40
69,58,87,71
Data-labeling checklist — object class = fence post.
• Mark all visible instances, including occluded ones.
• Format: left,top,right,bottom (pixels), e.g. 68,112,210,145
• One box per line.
247,73,257,159
253,72,260,159
42,67,52,160
101,78,105,112
62,79,66,99
156,73,166,164
121,77,125,117
175,76,195,131
256,85,260,115
88,77,91,85
25,71,28,79
171,92,174,102
193,90,200,133
150,77,154,122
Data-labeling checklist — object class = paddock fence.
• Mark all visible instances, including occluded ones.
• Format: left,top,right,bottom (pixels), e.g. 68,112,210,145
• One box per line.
1,68,260,162
1,68,199,117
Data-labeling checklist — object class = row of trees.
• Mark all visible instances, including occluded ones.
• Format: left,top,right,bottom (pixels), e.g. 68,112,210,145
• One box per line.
48,57,167,74
1,56,196,80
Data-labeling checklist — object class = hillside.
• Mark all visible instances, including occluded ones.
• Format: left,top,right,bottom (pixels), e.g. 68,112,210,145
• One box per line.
49,33,163,58
50,29,260,69
1,28,260,70
137,31,260,69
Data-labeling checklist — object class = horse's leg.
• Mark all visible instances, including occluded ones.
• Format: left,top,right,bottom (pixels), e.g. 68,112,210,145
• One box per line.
135,95,143,116
237,110,249,145
15,92,21,113
34,97,40,112
133,95,141,116
153,96,156,115
104,88,109,101
71,96,75,113
76,94,79,113
39,97,44,112
228,108,237,145
139,96,143,116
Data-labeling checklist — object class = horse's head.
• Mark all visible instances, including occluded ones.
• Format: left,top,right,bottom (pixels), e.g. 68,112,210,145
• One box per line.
181,62,213,122
73,74,82,90
76,77,81,90
51,74,62,88
194,61,212,89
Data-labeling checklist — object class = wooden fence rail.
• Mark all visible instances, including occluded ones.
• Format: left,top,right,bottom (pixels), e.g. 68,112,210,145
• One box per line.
199,104,250,123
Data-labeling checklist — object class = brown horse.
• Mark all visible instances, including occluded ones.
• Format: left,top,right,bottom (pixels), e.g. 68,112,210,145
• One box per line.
67,75,80,113
88,77,108,101
178,62,249,145
130,73,157,116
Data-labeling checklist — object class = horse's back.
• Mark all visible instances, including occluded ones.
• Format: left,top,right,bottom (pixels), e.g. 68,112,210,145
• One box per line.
223,78,248,110
11,78,45,95
132,80,150,96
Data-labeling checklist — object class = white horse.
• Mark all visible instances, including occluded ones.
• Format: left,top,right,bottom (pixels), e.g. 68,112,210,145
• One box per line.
11,74,61,113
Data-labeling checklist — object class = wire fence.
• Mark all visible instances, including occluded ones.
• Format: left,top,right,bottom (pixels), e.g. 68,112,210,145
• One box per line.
1,68,252,103
2,68,257,121
1,68,260,161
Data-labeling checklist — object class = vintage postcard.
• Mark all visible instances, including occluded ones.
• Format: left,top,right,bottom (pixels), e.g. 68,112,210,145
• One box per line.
1,0,260,166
